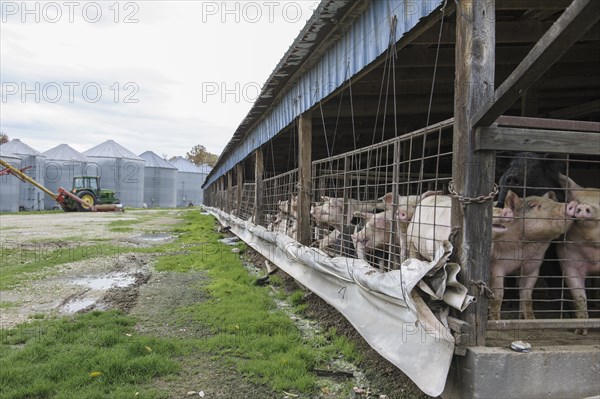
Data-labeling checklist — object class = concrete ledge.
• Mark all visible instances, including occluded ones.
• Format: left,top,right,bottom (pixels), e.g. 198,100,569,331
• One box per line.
443,345,600,399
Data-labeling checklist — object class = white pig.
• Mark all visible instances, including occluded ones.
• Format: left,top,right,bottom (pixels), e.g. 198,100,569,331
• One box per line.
489,190,578,320
556,174,600,335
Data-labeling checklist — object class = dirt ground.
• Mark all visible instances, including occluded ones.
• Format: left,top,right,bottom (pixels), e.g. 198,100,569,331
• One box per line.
0,210,431,398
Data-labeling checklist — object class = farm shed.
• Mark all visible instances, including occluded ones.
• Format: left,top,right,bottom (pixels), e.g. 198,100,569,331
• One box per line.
202,0,600,397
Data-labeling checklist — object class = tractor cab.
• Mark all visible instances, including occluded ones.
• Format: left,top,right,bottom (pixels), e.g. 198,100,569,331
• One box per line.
66,176,120,211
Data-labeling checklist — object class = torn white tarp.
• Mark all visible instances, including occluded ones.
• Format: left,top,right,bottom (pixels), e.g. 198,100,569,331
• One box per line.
208,208,474,397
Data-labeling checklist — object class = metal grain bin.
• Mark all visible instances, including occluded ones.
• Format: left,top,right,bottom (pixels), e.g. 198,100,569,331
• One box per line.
170,157,206,207
0,147,21,213
139,151,177,208
41,144,88,210
0,139,45,211
82,140,145,208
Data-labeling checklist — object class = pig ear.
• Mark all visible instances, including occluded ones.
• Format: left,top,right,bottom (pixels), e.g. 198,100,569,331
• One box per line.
379,192,393,204
420,190,439,200
543,191,558,201
504,190,520,210
558,173,582,190
321,196,330,202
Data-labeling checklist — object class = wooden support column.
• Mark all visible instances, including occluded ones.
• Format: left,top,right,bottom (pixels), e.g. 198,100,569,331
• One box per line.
254,148,264,225
452,0,496,347
236,163,243,215
297,112,312,246
227,172,233,213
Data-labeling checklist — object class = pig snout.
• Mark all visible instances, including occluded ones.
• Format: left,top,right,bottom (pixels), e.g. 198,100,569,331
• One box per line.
575,203,594,219
566,200,579,218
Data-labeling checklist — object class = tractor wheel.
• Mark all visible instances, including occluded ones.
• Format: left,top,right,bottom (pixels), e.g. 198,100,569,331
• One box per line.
76,190,97,211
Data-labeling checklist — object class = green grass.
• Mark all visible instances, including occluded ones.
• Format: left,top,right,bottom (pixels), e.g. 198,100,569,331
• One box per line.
154,212,360,392
0,310,186,399
1,210,361,396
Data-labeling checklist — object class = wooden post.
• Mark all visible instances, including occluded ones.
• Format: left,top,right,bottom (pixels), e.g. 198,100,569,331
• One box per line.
227,172,233,213
297,112,312,245
236,163,243,216
254,148,264,225
452,0,495,347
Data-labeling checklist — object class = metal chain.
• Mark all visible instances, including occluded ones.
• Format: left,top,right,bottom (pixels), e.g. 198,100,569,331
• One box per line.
469,280,495,299
448,182,499,204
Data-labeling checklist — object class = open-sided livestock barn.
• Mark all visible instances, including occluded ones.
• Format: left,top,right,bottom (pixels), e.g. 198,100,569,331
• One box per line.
202,1,600,397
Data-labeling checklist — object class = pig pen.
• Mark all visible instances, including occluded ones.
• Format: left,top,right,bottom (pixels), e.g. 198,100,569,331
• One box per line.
204,117,600,398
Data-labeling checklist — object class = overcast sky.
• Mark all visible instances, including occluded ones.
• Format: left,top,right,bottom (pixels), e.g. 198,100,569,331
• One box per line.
0,1,318,158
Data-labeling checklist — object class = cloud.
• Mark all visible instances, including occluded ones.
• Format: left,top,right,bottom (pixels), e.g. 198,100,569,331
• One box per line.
1,1,315,158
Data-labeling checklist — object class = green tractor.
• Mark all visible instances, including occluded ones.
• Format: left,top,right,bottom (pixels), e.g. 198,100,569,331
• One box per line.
65,176,121,211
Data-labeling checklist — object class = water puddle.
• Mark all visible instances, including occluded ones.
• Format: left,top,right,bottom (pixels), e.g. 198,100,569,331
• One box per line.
131,233,173,242
58,272,139,314
68,272,136,290
219,237,240,246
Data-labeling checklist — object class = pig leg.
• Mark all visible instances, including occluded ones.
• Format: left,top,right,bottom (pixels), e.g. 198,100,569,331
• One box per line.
518,261,543,319
489,265,506,320
558,243,593,335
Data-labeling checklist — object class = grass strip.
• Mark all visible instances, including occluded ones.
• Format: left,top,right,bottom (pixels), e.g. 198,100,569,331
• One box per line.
0,310,186,399
154,211,360,392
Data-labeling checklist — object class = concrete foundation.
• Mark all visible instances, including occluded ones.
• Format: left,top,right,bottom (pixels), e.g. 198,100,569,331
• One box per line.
443,345,600,399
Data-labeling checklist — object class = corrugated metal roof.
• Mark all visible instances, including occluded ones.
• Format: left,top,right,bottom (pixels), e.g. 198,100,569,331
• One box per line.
139,151,177,169
171,156,204,173
0,139,43,157
83,139,143,161
42,144,88,162
203,0,442,188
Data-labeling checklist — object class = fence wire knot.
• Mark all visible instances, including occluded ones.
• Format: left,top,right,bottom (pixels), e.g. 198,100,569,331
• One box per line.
448,182,498,205
469,280,495,299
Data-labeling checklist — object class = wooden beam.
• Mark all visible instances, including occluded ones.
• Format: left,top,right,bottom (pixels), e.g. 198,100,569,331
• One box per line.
495,115,600,132
475,126,600,154
297,112,312,246
254,148,264,226
452,0,496,347
473,0,600,127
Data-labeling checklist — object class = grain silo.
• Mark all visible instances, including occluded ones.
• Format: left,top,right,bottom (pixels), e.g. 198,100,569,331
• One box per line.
171,157,205,207
0,146,21,213
82,140,145,207
41,144,88,210
139,151,177,208
0,139,45,211
197,163,212,205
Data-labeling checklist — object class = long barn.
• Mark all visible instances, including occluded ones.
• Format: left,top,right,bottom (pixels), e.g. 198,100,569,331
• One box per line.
202,1,600,397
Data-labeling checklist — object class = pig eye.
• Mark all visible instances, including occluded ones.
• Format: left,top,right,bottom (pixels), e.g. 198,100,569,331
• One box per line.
527,201,537,209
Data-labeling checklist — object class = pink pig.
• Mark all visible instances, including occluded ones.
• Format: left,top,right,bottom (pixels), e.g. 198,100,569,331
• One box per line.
489,190,578,320
556,174,600,335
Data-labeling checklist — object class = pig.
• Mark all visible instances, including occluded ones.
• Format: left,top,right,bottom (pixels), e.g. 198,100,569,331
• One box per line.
319,224,361,258
489,190,578,320
496,152,565,207
310,196,385,231
406,195,453,261
556,174,600,335
352,191,439,264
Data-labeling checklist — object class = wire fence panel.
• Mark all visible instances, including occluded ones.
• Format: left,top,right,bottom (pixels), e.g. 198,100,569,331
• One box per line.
311,126,454,271
238,183,256,221
491,152,599,325
262,169,298,238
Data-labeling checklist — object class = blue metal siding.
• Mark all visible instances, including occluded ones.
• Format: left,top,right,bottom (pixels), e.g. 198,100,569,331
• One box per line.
205,0,440,188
